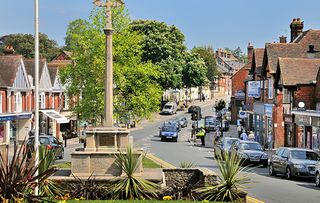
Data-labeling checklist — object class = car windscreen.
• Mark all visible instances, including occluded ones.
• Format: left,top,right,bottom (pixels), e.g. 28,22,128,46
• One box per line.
290,150,319,161
239,143,262,151
163,105,173,109
223,139,238,147
39,137,50,145
162,125,177,132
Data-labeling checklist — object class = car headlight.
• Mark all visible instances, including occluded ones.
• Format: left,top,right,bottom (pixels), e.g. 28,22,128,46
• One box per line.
293,164,305,169
261,153,268,159
239,153,249,159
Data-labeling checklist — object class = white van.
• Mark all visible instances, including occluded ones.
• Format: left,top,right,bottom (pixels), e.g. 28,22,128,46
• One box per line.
161,102,177,115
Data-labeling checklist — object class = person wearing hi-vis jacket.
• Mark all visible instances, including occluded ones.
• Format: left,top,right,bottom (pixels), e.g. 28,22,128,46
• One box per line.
196,127,206,146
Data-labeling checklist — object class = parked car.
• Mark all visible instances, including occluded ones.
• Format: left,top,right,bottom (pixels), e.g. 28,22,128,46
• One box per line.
214,137,240,159
204,116,218,132
27,135,64,159
316,161,320,187
160,102,178,115
269,147,319,179
232,140,268,167
176,117,188,128
159,123,179,142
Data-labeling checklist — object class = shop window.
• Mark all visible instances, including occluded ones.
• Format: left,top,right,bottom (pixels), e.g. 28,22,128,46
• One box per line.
283,88,291,104
14,92,22,112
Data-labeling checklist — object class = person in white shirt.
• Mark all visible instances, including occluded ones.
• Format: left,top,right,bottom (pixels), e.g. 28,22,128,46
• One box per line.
240,130,248,141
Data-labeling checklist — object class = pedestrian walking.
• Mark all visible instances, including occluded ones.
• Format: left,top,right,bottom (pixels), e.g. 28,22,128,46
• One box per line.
240,130,248,141
237,125,242,138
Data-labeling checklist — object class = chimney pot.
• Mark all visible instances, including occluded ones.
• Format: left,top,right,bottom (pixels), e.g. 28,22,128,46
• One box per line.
3,45,15,55
290,18,304,42
279,35,287,43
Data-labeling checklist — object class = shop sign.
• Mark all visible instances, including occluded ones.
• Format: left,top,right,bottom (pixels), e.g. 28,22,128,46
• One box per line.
247,81,261,98
254,102,264,114
235,90,245,100
0,114,32,121
264,104,273,118
284,114,293,123
295,114,310,126
239,111,247,118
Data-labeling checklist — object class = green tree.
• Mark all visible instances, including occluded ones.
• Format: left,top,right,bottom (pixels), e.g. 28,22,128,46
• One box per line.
191,46,219,82
224,46,247,63
130,20,188,90
182,52,208,88
60,7,162,124
0,33,60,61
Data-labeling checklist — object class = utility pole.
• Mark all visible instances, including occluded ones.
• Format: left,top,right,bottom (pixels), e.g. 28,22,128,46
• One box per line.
93,0,124,127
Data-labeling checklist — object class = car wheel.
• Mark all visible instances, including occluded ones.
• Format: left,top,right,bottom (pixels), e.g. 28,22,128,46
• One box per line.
263,161,268,167
175,137,178,142
316,172,320,187
161,137,164,142
269,163,275,176
286,166,293,180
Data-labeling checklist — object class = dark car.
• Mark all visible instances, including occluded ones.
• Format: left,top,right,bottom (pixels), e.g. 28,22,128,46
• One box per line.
28,135,64,159
214,137,240,159
269,147,319,179
176,117,188,128
188,105,200,113
159,124,179,142
232,140,268,167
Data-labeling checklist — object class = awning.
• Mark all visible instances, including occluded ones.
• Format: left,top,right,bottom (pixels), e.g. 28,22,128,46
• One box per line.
292,110,320,118
40,110,69,123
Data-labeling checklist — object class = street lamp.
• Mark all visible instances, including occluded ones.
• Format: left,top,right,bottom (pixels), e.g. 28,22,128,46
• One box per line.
93,0,124,127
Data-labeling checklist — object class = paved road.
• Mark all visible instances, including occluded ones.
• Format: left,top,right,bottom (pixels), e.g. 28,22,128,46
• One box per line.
130,98,320,203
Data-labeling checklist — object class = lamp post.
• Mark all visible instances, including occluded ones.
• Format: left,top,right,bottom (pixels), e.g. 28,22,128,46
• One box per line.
93,0,124,127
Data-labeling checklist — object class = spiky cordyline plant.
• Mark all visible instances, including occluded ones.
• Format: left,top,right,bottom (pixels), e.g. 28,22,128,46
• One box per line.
195,151,250,202
112,146,160,200
0,140,56,202
179,160,196,168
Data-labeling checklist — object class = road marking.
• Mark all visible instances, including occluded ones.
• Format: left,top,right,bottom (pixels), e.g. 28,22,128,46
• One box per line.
247,196,264,203
146,154,176,169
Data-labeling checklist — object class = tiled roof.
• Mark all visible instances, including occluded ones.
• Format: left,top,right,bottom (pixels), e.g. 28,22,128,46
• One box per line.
264,30,320,74
278,57,320,86
231,63,251,79
0,55,23,87
48,66,58,86
48,60,72,68
254,48,264,68
24,58,46,82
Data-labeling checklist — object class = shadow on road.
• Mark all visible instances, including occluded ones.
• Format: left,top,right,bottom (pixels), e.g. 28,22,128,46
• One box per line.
296,183,319,190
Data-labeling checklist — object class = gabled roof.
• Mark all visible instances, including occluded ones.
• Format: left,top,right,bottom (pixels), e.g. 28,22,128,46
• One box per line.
0,55,23,87
277,58,320,86
48,67,58,86
254,48,265,68
48,50,72,68
263,30,320,75
24,58,46,80
231,63,251,79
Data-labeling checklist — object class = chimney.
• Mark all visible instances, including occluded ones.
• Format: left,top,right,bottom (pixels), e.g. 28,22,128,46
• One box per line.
279,35,287,43
247,42,254,63
290,18,304,42
3,45,15,55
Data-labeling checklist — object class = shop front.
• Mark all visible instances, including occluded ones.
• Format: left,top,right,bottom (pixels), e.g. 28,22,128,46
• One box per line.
253,102,264,146
284,114,295,147
292,110,320,151
40,110,69,141
0,113,32,160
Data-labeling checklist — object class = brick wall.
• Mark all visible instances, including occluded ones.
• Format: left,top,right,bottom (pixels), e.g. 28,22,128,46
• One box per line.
315,73,320,105
231,69,249,96
274,91,284,147
294,86,315,109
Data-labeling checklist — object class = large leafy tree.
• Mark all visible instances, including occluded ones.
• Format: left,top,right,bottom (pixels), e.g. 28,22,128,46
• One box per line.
60,7,162,124
182,52,208,88
130,20,187,90
0,33,60,61
191,46,219,82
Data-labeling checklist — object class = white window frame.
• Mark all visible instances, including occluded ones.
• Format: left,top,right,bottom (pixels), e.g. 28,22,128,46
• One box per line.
52,94,55,109
40,92,46,109
15,92,22,113
268,79,273,99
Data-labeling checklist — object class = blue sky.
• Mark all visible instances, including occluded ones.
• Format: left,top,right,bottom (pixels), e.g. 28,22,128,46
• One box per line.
1,0,320,53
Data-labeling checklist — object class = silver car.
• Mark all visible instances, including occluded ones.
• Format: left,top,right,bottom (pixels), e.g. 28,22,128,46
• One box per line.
315,161,320,187
269,147,319,180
